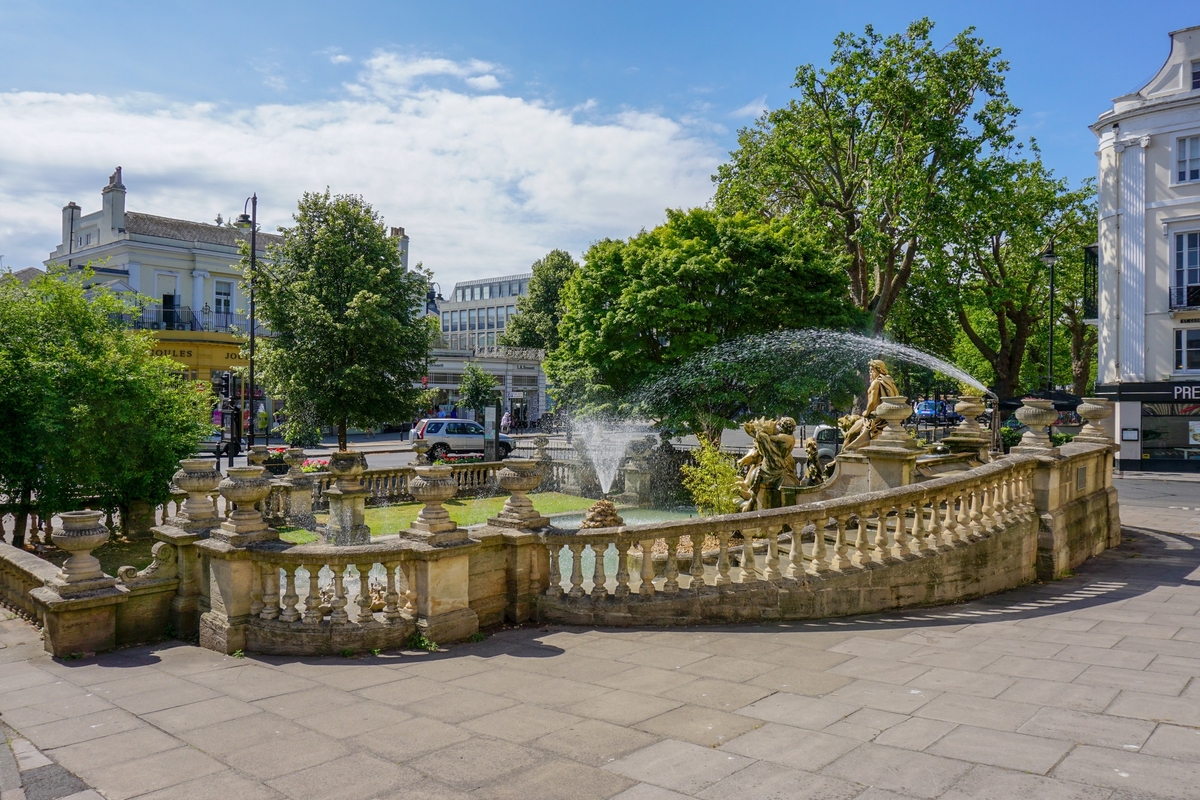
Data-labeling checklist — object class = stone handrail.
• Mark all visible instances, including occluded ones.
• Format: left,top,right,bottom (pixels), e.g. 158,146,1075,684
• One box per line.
0,543,59,621
310,461,505,508
540,454,1040,600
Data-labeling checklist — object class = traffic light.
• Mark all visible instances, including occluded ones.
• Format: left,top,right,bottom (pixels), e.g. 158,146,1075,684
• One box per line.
219,372,231,398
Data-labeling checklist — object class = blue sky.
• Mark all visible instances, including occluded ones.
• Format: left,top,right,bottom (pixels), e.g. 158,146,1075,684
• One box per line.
0,1,1193,287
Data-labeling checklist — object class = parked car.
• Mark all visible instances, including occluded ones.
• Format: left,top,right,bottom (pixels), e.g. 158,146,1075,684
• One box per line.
413,419,513,460
811,424,844,468
913,400,964,425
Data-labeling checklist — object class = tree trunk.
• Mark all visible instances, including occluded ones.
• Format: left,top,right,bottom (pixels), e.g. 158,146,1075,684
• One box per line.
338,418,348,451
1064,308,1097,398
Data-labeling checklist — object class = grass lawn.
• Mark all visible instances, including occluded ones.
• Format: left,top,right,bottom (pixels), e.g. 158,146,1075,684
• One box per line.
308,491,595,537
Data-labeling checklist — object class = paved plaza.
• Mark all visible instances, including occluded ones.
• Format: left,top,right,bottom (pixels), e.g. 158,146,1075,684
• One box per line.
0,477,1197,799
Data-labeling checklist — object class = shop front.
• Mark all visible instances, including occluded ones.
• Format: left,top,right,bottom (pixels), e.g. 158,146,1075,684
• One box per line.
1096,381,1200,471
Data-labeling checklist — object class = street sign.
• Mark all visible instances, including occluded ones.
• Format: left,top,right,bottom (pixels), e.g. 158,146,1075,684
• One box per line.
484,405,498,462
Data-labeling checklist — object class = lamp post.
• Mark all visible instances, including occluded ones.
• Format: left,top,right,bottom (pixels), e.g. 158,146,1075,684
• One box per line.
235,194,258,449
1039,239,1058,392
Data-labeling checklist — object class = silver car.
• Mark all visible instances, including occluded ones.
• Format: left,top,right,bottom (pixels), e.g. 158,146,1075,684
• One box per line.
414,419,514,460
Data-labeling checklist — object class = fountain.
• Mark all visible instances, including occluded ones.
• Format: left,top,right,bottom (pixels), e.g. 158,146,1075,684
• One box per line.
571,417,651,527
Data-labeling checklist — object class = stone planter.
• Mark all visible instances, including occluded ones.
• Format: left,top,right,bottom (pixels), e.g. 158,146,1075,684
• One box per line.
327,449,367,489
283,448,307,479
489,459,549,529
942,394,991,460
873,396,920,449
247,445,269,467
323,449,370,546
1014,398,1059,451
173,459,222,524
52,511,111,587
215,465,275,543
1076,397,1114,444
408,465,464,545
412,439,432,465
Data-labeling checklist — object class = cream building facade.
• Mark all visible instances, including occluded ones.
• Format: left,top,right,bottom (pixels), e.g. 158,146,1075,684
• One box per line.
1093,26,1200,470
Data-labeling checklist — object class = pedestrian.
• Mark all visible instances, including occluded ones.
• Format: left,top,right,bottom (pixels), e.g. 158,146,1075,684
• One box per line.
501,410,512,434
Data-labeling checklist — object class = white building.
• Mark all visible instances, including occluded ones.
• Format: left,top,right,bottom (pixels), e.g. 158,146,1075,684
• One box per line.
428,273,547,422
1093,26,1200,470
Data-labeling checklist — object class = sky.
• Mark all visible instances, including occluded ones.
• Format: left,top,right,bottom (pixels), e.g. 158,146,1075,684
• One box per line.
0,1,1194,289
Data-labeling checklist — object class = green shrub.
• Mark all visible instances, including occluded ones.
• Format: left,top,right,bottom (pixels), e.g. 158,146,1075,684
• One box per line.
680,438,740,515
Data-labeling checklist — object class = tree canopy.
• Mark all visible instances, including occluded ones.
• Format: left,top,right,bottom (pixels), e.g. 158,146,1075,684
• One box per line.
714,18,1016,334
457,363,498,419
544,207,862,441
252,191,437,450
0,267,211,543
497,249,578,352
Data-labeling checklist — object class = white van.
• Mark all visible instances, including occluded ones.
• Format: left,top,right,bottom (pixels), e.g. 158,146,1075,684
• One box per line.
811,425,844,468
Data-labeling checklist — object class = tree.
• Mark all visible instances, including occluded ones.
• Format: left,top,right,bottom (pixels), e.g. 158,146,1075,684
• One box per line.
251,191,436,450
0,267,211,544
457,364,498,419
714,18,1016,334
926,152,1094,398
497,249,578,352
545,208,862,442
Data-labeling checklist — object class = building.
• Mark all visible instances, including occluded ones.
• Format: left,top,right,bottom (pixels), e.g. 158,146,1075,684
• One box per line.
1093,27,1200,470
430,273,547,422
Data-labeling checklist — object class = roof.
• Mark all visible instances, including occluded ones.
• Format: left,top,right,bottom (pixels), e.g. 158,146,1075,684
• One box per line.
7,267,45,285
452,273,532,291
124,212,283,250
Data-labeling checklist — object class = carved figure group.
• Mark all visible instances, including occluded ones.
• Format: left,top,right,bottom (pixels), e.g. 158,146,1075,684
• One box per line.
840,359,899,451
736,416,800,512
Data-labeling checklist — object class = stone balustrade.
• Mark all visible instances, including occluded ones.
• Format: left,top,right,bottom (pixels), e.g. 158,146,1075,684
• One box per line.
310,461,505,510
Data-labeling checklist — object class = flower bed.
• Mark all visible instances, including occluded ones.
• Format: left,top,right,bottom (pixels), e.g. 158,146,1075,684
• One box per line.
434,453,485,465
301,458,329,473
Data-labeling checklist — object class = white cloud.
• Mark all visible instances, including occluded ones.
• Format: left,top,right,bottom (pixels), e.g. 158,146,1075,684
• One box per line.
0,54,720,289
464,74,500,91
731,95,767,118
330,54,352,65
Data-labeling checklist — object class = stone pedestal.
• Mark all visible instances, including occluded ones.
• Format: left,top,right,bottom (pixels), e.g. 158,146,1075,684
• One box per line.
412,552,479,642
615,464,651,507
407,465,467,545
1011,398,1060,455
198,546,256,655
172,459,222,531
941,394,991,461
1075,397,1116,446
488,460,549,530
860,396,922,490
322,450,370,546
153,526,207,639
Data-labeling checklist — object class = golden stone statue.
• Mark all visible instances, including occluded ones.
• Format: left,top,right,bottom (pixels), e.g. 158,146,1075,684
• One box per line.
841,359,900,451
802,437,825,486
736,416,801,512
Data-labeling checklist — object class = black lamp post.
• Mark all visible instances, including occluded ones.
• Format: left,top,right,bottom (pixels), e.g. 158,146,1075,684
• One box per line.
1039,239,1058,392
235,194,258,448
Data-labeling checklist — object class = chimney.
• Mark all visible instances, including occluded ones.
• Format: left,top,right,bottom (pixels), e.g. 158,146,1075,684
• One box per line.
61,202,81,252
101,166,126,243
392,225,410,270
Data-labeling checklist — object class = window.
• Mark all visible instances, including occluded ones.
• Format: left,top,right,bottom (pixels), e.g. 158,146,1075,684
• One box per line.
1178,136,1200,183
215,281,232,314
450,310,458,332
487,331,496,346
488,307,496,329
455,289,462,302
519,282,527,295
468,309,477,330
1193,61,1200,90
484,285,493,299
441,312,449,332
497,305,506,329
1174,232,1200,307
507,304,515,321
1177,329,1200,370
509,282,517,296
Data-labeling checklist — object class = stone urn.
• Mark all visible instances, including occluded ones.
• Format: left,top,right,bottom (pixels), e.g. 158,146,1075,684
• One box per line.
407,465,464,544
872,396,920,449
247,445,269,467
51,510,111,587
173,459,222,523
215,465,274,541
283,448,307,479
954,394,986,436
1014,398,1059,450
327,449,367,491
489,459,549,529
412,439,432,465
1076,397,1114,444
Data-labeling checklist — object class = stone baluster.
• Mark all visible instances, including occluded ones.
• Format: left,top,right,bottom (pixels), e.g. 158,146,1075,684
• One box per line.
591,543,608,599
279,565,300,623
638,539,656,596
383,563,402,623
890,504,910,559
926,496,944,548
249,566,265,617
984,479,1000,532
663,537,679,593
853,514,871,566
911,501,930,554
967,485,984,538
944,494,962,545
957,490,971,539
786,525,804,578
741,530,759,582
568,543,585,598
831,516,851,570
764,528,782,581
716,531,732,586
546,544,563,597
401,562,417,615
357,563,374,623
874,507,890,557
615,541,632,598
303,565,322,623
689,534,704,586
810,518,829,574
329,566,348,625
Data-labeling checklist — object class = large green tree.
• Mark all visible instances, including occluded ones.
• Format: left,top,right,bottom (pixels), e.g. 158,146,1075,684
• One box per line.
497,249,578,352
0,267,211,544
925,152,1095,398
252,191,437,450
457,363,499,419
545,208,862,442
714,18,1016,334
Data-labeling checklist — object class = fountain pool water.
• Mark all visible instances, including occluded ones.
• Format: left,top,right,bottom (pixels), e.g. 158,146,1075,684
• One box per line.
572,417,651,495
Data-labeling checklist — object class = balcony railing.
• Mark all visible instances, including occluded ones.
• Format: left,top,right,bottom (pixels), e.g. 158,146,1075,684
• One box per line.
1170,285,1200,310
111,305,271,335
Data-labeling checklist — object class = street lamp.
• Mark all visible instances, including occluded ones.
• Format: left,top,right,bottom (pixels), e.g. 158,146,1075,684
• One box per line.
235,194,258,448
1039,239,1058,392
